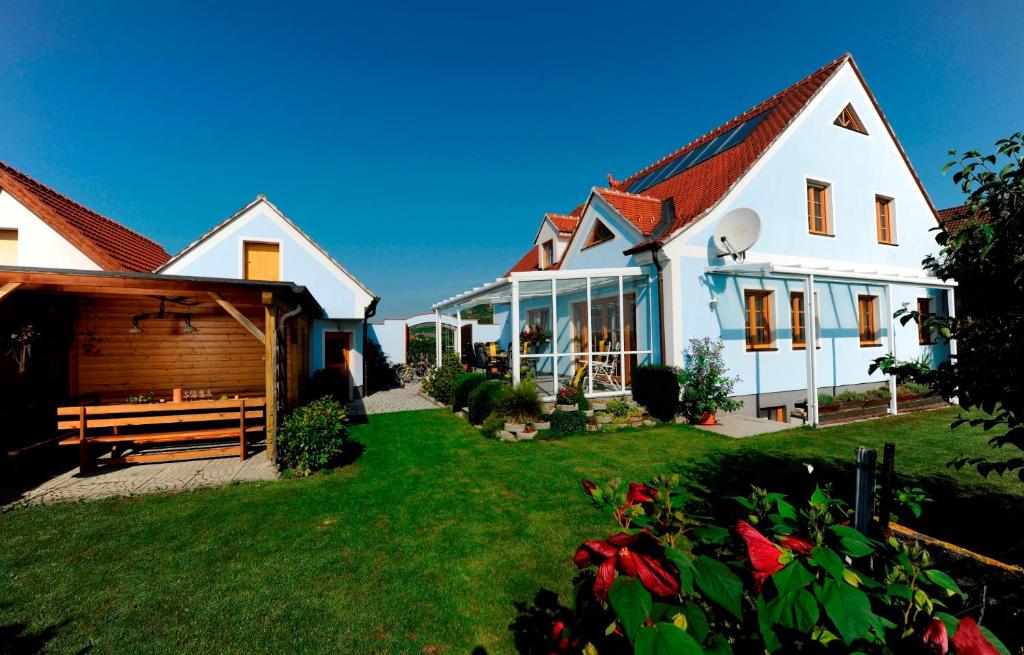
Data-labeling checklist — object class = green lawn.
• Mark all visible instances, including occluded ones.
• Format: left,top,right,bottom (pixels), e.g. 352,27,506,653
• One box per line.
1,408,1020,654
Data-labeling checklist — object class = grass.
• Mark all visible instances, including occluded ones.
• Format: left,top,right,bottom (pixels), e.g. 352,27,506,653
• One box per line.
1,408,1021,654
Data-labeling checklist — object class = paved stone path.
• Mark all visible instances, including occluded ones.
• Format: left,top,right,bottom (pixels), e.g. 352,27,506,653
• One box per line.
347,382,441,416
4,448,276,508
694,413,799,438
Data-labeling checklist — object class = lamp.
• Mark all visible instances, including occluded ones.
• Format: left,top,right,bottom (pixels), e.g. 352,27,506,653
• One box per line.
708,297,719,311
182,315,196,334
129,318,143,334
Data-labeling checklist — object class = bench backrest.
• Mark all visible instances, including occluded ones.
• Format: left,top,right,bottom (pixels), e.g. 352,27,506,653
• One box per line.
57,398,266,432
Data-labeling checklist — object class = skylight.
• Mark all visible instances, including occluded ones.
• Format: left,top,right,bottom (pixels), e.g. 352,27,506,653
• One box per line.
626,110,771,195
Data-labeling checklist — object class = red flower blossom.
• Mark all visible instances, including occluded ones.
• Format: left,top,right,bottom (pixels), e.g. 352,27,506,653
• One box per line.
626,482,658,504
922,618,949,654
573,531,680,601
581,479,597,496
779,535,814,555
735,520,784,591
951,617,998,655
550,620,579,652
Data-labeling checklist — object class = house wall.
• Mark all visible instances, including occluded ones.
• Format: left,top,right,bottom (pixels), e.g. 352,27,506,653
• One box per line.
534,220,571,266
311,318,364,394
368,314,503,365
0,190,101,270
559,198,641,270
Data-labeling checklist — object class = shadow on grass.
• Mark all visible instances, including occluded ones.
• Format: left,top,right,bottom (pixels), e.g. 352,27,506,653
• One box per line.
0,618,85,655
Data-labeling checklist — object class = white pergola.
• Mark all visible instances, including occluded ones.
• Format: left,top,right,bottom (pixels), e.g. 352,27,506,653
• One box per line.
705,262,957,425
432,267,653,398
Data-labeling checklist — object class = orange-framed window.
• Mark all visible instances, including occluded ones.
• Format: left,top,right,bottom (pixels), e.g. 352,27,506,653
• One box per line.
858,295,880,346
807,182,830,235
876,196,895,244
744,290,773,350
790,291,806,349
541,240,555,269
834,104,868,134
583,220,614,249
917,298,933,345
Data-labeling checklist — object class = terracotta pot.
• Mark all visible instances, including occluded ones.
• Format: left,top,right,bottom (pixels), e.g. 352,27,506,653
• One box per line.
698,412,717,426
172,388,183,403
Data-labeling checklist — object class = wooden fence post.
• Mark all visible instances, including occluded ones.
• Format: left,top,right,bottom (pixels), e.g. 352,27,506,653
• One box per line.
854,446,877,535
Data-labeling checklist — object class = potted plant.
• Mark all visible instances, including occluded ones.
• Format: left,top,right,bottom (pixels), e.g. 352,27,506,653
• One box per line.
556,386,579,412
520,325,551,351
677,337,742,425
499,379,544,433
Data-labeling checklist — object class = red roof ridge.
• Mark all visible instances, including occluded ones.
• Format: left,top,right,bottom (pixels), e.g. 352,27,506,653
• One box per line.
595,187,661,202
0,161,170,271
616,53,851,187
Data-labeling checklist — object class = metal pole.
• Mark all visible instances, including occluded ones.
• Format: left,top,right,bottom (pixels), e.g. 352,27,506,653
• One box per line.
550,278,558,393
511,278,521,386
878,443,896,531
947,287,959,405
585,275,593,395
886,284,898,416
854,446,877,535
804,275,819,425
434,309,442,368
455,307,462,363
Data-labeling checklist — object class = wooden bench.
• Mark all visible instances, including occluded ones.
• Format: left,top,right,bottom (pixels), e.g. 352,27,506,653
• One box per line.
57,398,265,472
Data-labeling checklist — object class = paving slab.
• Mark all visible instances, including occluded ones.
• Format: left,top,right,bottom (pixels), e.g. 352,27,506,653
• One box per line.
347,382,441,416
694,414,800,438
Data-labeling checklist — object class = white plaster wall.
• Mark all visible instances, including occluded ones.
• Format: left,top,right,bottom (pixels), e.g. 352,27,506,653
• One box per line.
0,190,101,269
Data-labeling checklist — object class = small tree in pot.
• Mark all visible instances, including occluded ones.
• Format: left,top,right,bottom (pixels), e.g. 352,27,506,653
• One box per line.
678,337,742,424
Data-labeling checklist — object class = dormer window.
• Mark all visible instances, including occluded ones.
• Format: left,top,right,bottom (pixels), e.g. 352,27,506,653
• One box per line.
834,104,867,134
540,240,555,269
0,229,17,265
583,220,614,249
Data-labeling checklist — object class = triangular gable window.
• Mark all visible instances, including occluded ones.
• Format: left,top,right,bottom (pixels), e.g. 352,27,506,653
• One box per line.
584,220,615,249
834,104,867,134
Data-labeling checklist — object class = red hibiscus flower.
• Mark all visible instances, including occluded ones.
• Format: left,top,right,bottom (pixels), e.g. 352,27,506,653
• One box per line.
922,618,949,654
951,617,999,655
735,520,784,592
550,619,579,653
779,535,814,555
573,531,680,601
626,482,658,504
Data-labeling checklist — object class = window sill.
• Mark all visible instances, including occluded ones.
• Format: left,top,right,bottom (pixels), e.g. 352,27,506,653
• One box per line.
746,346,778,352
860,342,883,348
581,238,613,251
809,231,835,237
877,241,899,247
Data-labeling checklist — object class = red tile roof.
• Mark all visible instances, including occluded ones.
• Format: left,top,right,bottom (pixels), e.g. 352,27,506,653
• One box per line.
0,162,169,272
505,246,539,276
545,213,579,234
594,188,663,235
937,204,988,232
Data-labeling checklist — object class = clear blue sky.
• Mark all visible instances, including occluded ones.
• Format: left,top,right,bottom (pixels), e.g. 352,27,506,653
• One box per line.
1,1,1020,317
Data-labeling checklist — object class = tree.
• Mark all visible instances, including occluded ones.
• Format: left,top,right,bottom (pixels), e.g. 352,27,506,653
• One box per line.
872,132,1024,479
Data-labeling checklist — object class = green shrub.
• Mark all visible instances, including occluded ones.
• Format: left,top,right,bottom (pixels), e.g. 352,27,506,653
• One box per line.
365,340,400,392
577,391,590,412
276,396,350,476
817,392,835,405
605,398,630,417
309,368,348,402
836,390,869,403
631,364,680,422
451,372,486,411
468,380,507,425
549,409,588,436
677,337,742,422
496,378,543,423
870,385,891,399
480,412,505,439
422,352,463,405
898,380,932,395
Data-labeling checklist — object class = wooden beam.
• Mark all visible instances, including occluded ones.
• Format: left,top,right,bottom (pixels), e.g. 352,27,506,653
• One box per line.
265,304,278,461
0,282,21,303
209,292,265,344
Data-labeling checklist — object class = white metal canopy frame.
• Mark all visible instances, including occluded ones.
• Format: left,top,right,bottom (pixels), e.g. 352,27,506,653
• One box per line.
704,261,957,426
432,267,656,400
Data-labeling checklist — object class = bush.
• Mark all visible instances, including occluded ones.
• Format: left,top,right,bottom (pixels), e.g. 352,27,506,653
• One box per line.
577,391,590,412
836,389,869,403
556,386,580,405
497,378,544,423
606,398,630,417
677,337,742,422
898,380,932,395
451,372,486,411
817,392,835,405
468,380,506,425
549,409,587,436
480,412,505,439
631,364,681,422
870,385,891,399
276,396,350,476
365,340,400,392
422,352,462,405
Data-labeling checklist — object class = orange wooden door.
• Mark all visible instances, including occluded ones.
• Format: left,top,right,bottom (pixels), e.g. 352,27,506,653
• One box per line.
324,332,350,400
244,242,280,281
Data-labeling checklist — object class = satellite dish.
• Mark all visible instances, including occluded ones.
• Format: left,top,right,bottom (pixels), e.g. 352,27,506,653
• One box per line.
713,208,762,262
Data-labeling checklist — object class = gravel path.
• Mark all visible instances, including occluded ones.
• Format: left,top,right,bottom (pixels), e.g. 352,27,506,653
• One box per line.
347,382,441,416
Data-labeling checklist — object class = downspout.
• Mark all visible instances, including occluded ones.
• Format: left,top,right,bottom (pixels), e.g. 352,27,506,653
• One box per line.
650,246,667,366
362,296,381,397
274,303,303,430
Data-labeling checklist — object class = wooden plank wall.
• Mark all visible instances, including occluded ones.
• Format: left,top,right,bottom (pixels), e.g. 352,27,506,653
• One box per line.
285,314,310,408
74,292,268,403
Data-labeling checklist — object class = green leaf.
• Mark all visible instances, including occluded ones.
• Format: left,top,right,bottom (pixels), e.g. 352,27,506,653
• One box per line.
679,600,708,642
756,595,783,653
772,588,820,632
772,561,813,596
817,579,873,645
690,525,729,545
608,577,652,643
885,583,913,600
923,569,964,597
633,622,703,655
665,547,695,592
978,625,1012,655
829,525,876,558
705,634,733,655
693,555,743,619
809,546,846,581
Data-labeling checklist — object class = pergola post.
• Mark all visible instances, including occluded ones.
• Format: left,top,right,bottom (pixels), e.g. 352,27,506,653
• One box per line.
885,284,898,416
434,309,442,368
511,278,520,386
947,287,958,405
263,292,278,461
585,276,593,395
804,275,819,426
455,308,462,362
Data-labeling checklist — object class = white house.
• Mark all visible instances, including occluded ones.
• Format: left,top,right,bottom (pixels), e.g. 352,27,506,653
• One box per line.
158,197,378,398
433,54,956,424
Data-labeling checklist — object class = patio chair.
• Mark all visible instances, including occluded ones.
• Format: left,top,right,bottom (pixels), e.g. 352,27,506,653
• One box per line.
592,341,619,389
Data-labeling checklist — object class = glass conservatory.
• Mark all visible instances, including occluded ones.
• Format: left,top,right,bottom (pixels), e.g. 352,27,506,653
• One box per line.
432,267,658,400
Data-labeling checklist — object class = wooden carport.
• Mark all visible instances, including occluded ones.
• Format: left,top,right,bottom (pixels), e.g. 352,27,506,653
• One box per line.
0,266,324,462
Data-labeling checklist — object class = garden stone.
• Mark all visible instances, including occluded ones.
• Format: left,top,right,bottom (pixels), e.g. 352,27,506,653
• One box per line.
556,403,576,412
533,421,551,430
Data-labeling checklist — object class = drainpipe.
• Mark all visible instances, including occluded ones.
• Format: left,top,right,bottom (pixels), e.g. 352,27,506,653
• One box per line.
275,304,303,419
362,296,381,396
650,246,667,366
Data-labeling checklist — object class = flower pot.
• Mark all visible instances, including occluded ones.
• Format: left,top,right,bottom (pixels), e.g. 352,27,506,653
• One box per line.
533,421,551,431
698,412,717,426
583,409,595,418
556,404,576,412
172,387,183,403
505,422,526,433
